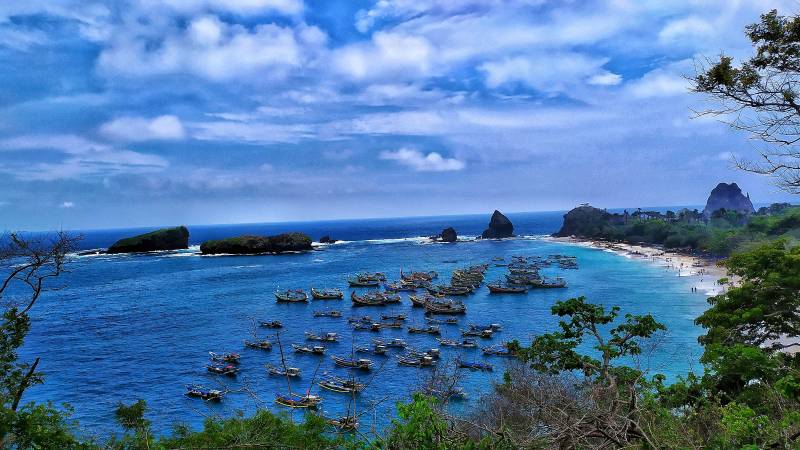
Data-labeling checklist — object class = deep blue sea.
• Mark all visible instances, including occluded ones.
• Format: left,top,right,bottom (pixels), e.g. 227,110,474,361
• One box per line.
14,211,711,441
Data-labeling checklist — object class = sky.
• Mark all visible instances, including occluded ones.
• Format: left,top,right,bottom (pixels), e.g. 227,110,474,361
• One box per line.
0,0,797,231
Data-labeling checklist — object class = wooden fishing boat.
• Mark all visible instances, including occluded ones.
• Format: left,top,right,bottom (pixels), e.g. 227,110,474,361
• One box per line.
458,339,478,348
381,320,403,329
456,357,493,371
348,315,373,324
207,363,238,376
381,314,406,321
305,331,338,342
319,376,366,393
482,345,513,356
244,339,272,350
259,320,283,328
424,299,466,315
265,364,301,377
292,343,326,355
275,392,322,408
382,292,402,303
331,355,372,370
436,338,458,346
469,323,502,332
530,277,568,288
400,269,438,282
383,281,418,292
374,338,407,348
347,277,380,287
327,415,359,431
275,289,309,303
356,344,388,355
209,352,240,364
313,310,342,318
311,287,344,299
426,285,472,296
352,322,382,331
396,354,435,367
425,316,458,325
409,294,429,307
408,325,440,335
487,282,528,294
351,291,386,306
185,384,223,401
462,328,493,338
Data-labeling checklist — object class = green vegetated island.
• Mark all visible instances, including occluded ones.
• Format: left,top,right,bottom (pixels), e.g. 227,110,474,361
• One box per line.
556,182,799,256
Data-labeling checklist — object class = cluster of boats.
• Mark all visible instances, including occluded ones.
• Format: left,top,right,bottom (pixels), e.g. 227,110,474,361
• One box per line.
487,255,570,292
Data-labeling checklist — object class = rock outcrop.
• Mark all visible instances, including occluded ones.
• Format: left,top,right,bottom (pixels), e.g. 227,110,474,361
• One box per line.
200,232,312,255
554,205,612,237
439,227,457,242
703,183,755,218
481,210,514,239
107,226,189,254
319,235,337,244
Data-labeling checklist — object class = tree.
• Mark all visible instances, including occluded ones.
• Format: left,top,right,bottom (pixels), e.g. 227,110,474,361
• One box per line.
0,232,82,448
520,296,666,448
693,10,800,193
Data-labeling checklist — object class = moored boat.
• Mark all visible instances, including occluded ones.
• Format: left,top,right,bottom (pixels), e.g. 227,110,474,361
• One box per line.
185,384,223,401
455,357,493,371
313,309,342,318
259,320,283,328
424,299,466,315
396,354,436,367
209,352,240,364
311,287,344,299
381,313,406,321
265,364,301,377
244,339,272,350
275,289,309,303
351,291,387,306
318,376,366,393
374,338,407,348
292,343,326,355
207,363,238,376
331,355,373,370
487,282,528,294
408,325,440,335
305,331,338,342
275,392,322,408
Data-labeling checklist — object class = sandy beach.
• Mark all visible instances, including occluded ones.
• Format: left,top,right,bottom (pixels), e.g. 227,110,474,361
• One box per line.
546,236,729,296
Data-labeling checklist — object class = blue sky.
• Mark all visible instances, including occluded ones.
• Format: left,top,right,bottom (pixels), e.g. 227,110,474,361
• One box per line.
0,0,797,231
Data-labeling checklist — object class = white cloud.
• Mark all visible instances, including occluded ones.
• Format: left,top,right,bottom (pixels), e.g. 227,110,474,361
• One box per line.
136,0,303,16
658,16,713,44
100,115,186,141
479,53,610,92
332,31,434,81
98,17,324,81
60,201,75,208
380,147,465,172
588,71,622,86
629,69,689,98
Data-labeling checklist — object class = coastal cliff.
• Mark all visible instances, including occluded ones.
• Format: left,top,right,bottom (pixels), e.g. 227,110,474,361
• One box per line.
481,210,514,238
554,205,612,237
200,232,312,255
107,226,190,253
703,182,755,218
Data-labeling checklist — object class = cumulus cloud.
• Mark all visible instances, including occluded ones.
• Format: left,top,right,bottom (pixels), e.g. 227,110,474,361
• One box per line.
331,31,434,81
479,53,611,92
380,147,465,172
137,0,304,16
100,115,186,141
60,201,75,208
628,67,690,98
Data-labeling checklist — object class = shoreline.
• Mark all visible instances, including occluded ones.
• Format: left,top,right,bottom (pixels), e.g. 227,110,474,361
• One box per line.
544,236,728,296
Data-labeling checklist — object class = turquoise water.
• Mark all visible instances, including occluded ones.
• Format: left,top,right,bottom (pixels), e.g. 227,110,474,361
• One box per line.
15,212,710,439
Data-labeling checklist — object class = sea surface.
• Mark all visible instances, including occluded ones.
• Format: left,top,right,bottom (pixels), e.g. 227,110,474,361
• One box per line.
14,211,711,440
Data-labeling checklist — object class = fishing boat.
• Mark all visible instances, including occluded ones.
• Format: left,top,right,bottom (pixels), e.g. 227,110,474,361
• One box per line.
265,364,301,377
292,344,326,355
409,294,429,307
400,269,438,282
319,376,366,393
313,310,342,318
408,325,440,335
482,345,514,356
383,281,418,292
397,354,436,367
311,287,344,299
259,320,283,328
352,322,382,331
356,344,388,356
530,277,568,288
436,338,475,348
275,289,309,303
425,316,459,325
347,277,380,287
327,415,359,431
462,327,493,338
275,392,322,408
331,355,373,370
185,384,223,401
426,284,473,296
244,339,272,350
381,314,406,321
305,331,339,342
209,352,240,364
469,323,502,332
351,291,386,306
424,299,466,315
348,315,373,324
380,320,403,329
382,292,402,303
375,338,407,348
207,363,238,376
487,282,528,294
456,357,493,371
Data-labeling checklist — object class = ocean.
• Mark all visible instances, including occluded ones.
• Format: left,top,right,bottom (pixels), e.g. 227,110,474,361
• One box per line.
15,211,711,440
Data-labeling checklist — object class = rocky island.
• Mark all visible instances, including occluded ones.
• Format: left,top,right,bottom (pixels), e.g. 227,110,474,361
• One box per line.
481,210,514,238
439,227,458,242
702,182,755,218
106,226,190,254
199,232,313,255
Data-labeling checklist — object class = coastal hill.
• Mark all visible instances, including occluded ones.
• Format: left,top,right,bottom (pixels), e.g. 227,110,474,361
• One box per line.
481,210,514,238
553,184,799,255
106,226,189,254
703,182,755,218
199,232,312,255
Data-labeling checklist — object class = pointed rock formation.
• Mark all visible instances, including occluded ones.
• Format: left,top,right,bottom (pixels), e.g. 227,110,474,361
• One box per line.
703,183,755,218
481,210,514,239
